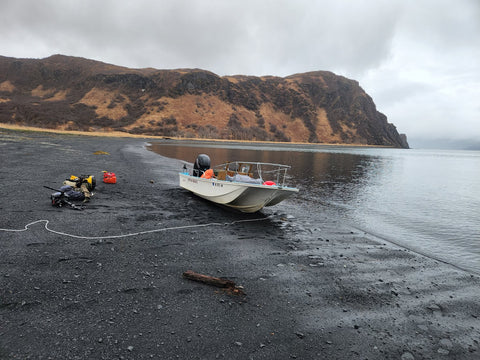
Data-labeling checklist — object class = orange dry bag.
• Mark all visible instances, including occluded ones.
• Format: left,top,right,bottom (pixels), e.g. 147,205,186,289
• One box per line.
201,169,214,179
103,172,117,184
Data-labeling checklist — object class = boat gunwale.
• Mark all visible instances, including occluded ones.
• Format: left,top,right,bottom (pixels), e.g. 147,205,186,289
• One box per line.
178,172,299,192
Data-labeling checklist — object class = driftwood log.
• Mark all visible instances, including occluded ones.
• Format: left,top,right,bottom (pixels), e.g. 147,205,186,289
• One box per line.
182,270,245,295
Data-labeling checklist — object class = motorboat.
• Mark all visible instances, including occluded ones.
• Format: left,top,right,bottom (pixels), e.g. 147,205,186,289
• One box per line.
179,154,299,213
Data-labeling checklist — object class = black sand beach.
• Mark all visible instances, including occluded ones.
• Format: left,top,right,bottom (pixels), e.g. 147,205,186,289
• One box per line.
1,128,479,360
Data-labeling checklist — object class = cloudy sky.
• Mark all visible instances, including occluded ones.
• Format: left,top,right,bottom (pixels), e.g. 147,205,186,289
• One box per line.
1,0,479,147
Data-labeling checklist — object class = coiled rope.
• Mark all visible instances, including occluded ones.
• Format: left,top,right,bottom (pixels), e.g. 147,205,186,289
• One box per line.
0,218,267,240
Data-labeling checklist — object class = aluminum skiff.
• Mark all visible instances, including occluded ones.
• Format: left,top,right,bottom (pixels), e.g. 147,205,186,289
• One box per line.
179,161,299,213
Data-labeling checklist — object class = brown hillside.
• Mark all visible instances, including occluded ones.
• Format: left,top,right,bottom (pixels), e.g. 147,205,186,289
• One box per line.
0,54,409,148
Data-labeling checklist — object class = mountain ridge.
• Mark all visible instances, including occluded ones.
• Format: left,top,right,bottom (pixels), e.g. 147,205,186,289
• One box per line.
0,54,409,148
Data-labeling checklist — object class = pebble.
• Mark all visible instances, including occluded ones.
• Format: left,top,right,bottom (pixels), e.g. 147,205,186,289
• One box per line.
127,346,134,352
401,352,415,360
439,338,453,349
427,303,441,311
437,348,450,355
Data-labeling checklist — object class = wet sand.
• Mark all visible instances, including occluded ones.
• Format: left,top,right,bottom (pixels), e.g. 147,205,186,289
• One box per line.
1,128,479,359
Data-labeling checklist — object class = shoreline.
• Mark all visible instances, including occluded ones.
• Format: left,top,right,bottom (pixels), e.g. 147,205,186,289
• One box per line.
0,122,399,148
0,129,478,359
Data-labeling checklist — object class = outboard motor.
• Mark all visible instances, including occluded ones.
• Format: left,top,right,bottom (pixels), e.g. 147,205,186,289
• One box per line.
193,154,211,177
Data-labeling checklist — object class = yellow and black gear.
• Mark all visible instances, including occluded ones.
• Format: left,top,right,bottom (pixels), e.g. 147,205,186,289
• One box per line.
69,175,96,191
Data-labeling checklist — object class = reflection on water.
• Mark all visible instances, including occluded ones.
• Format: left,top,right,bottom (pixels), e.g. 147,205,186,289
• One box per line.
149,140,480,274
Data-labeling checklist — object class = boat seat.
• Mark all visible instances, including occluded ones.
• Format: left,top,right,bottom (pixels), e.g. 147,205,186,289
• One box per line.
215,169,247,181
217,163,254,181
216,170,227,180
227,170,253,178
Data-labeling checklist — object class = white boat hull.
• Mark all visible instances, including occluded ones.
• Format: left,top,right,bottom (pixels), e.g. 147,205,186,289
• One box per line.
179,173,298,213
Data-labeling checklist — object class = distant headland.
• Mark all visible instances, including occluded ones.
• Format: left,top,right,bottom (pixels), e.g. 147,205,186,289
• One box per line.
0,54,408,148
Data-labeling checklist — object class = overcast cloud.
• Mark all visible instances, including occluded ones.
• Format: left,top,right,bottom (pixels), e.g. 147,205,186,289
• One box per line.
1,0,479,147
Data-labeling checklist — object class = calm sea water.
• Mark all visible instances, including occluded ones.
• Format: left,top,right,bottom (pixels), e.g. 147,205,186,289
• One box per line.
149,141,480,274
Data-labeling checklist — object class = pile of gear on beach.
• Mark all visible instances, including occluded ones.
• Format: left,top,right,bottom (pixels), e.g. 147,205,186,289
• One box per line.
45,171,116,210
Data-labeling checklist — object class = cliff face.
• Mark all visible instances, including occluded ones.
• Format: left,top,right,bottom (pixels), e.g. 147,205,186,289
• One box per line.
0,55,408,148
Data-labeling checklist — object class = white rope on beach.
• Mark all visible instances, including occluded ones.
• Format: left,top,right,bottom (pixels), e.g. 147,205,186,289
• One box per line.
0,218,267,240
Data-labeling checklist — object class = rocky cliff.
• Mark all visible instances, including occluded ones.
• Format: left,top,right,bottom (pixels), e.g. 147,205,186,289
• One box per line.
0,55,408,148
